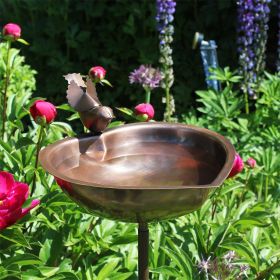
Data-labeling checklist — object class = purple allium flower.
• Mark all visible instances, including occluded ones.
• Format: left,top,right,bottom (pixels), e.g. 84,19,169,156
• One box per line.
237,0,271,97
198,257,211,273
240,264,249,272
223,251,237,262
129,65,162,90
156,0,176,120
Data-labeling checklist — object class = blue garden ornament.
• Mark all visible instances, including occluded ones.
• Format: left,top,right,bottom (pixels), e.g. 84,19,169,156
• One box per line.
193,32,220,91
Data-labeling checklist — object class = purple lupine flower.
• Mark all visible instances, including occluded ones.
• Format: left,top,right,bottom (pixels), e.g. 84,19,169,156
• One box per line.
129,65,162,90
237,0,271,98
156,0,176,120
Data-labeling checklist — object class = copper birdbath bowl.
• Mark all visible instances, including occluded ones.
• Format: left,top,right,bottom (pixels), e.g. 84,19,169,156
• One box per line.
39,122,235,279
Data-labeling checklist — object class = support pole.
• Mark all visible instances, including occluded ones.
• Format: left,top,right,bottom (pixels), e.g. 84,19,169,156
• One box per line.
138,222,149,280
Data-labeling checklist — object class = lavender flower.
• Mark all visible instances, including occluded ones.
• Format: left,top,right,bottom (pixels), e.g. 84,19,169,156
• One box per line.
156,0,176,121
129,65,162,90
237,0,271,101
129,65,162,103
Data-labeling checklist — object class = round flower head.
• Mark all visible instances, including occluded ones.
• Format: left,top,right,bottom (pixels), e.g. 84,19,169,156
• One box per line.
30,100,57,125
129,65,162,90
134,103,155,121
89,66,106,82
227,153,244,178
2,23,21,41
246,157,256,169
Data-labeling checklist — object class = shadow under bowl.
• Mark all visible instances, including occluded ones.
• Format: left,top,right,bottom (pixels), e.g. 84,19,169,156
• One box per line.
39,122,235,223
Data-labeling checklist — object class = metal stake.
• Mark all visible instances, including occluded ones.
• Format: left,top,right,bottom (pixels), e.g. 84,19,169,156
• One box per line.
138,222,149,280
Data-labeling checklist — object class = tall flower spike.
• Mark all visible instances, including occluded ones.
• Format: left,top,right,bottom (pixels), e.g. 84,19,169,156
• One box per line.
156,0,176,121
237,0,271,99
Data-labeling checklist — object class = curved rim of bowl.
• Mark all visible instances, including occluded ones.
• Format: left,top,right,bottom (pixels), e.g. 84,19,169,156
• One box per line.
39,122,236,190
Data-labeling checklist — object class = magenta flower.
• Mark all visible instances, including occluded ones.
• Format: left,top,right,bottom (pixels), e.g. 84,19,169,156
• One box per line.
134,103,155,121
2,23,21,41
0,171,40,230
246,157,256,169
227,153,244,178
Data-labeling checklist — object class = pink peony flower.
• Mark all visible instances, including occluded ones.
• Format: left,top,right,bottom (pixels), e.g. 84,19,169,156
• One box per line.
246,157,256,169
0,171,40,230
30,100,57,125
89,66,106,82
55,177,72,193
134,103,155,121
227,153,244,178
2,23,21,40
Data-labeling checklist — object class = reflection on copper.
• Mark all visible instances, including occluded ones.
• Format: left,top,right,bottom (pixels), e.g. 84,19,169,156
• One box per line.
39,122,235,223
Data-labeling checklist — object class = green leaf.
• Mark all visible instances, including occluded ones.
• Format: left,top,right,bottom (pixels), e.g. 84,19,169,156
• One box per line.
17,38,30,45
209,223,231,252
56,104,76,112
108,121,125,128
39,266,60,277
151,266,181,277
96,259,119,280
109,273,134,280
116,107,134,116
100,79,113,87
0,228,30,248
4,253,42,267
15,137,35,149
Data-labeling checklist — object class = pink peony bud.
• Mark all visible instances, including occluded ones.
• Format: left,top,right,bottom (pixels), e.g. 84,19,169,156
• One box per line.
227,153,244,178
246,157,256,169
0,171,40,230
30,100,57,125
2,23,21,41
89,66,106,82
134,103,155,121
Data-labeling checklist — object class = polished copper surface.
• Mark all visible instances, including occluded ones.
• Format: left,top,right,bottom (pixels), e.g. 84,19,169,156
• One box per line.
39,122,235,223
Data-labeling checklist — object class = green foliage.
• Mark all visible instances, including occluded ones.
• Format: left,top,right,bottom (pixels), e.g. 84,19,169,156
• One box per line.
0,32,280,280
0,0,246,120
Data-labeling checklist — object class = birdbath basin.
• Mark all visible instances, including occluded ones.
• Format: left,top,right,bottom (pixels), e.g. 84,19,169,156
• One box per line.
39,122,235,279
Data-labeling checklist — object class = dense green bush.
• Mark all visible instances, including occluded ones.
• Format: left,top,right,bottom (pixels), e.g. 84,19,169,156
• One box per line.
0,1,280,279
0,40,279,278
0,0,248,119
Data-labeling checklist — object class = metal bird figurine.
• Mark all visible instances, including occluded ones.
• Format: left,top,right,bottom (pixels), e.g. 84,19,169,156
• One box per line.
64,73,114,133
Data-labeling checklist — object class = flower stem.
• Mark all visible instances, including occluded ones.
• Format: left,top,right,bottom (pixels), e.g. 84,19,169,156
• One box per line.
244,89,249,114
1,41,11,138
31,125,44,196
264,175,269,202
144,87,151,103
240,168,251,202
206,189,220,252
165,87,171,122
